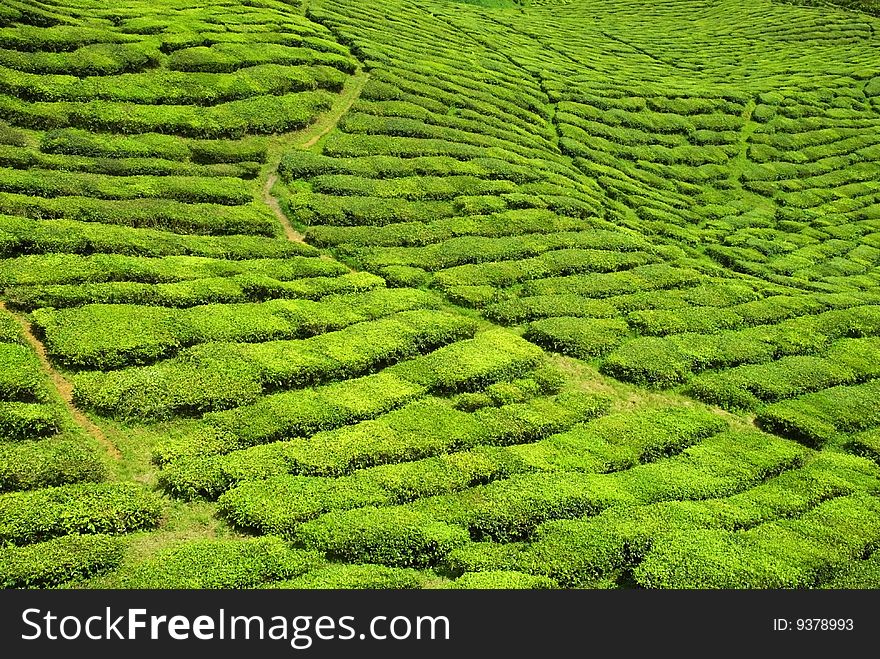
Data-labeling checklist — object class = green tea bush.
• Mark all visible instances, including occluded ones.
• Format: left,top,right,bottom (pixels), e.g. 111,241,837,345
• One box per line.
296,507,470,568
688,356,856,410
523,264,701,299
41,129,267,163
450,570,557,589
0,193,278,235
68,91,335,138
627,307,744,335
0,253,340,288
0,402,60,439
119,536,325,589
0,343,46,401
666,331,777,371
525,317,630,358
202,370,428,451
0,482,162,545
0,313,21,344
273,563,427,589
0,436,105,492
389,329,543,393
0,167,252,206
515,451,879,585
823,551,880,588
34,287,434,368
0,534,123,588
407,430,803,544
600,337,692,386
485,295,618,324
167,43,356,75
173,391,606,500
849,429,880,464
509,406,727,473
434,249,654,289
218,446,527,534
0,215,310,260
0,42,160,76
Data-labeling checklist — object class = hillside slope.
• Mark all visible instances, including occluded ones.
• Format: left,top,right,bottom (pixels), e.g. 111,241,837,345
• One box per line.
0,0,878,589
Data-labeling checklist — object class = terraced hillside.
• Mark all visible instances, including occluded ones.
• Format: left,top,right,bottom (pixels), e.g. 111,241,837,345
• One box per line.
0,0,878,589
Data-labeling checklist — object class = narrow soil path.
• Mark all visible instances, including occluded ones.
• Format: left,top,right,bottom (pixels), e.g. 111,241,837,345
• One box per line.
261,69,369,248
262,173,307,243
1,302,122,460
297,70,369,150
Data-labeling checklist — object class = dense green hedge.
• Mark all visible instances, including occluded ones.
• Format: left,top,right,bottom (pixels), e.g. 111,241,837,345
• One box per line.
507,406,727,473
0,64,347,105
0,482,162,545
757,381,880,446
0,167,252,206
849,429,880,464
41,129,268,164
0,402,60,439
0,214,312,260
0,193,278,235
526,317,630,359
1,90,336,138
305,209,588,248
450,570,557,589
522,264,701,299
0,436,105,491
389,329,543,393
0,253,341,288
297,507,470,568
355,232,651,273
119,536,325,589
295,430,802,565
687,355,858,411
0,534,123,588
485,295,618,324
0,144,261,179
6,272,385,311
823,551,880,588
0,342,46,402
273,563,428,589
218,447,527,534
216,404,711,533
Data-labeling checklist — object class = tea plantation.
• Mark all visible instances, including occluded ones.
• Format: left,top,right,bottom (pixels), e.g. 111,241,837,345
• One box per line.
0,0,878,589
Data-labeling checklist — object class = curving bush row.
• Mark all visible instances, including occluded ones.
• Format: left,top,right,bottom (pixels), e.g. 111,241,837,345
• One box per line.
5,271,385,311
73,310,478,420
0,253,342,288
272,563,428,589
0,166,252,205
757,380,880,447
0,482,162,545
118,536,325,589
216,404,714,532
34,287,435,368
0,214,310,260
0,533,123,588
0,192,278,235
